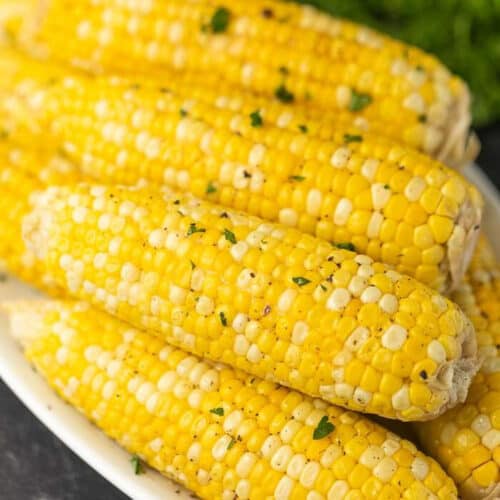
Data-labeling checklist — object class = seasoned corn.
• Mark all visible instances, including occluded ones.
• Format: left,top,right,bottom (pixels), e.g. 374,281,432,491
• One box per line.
23,182,479,421
26,0,474,165
6,299,459,499
416,237,500,499
1,50,483,292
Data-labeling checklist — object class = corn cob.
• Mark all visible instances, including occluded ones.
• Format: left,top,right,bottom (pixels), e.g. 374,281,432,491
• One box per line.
23,182,479,421
6,299,459,499
0,136,81,291
1,53,483,292
416,237,500,499
25,0,473,166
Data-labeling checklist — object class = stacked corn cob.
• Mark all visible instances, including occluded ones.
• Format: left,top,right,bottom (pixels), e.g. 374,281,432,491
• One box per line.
4,300,459,499
0,1,497,499
416,237,500,499
22,182,479,422
23,0,476,166
0,49,483,293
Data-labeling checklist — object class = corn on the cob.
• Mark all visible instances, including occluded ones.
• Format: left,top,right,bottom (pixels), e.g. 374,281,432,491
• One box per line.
26,0,474,166
6,299,459,499
1,52,483,292
416,237,500,499
0,136,81,291
23,182,479,421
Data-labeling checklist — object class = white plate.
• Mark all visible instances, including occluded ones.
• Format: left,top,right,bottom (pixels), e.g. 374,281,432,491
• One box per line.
0,163,499,500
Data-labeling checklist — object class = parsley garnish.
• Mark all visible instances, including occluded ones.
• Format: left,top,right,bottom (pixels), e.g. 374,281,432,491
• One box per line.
219,311,228,326
349,90,372,112
250,110,263,127
334,242,356,252
223,228,237,244
179,108,188,117
313,416,335,440
298,124,308,133
279,66,289,76
130,455,144,475
210,407,224,416
384,184,390,189
343,133,363,143
418,114,427,123
320,284,327,291
187,223,206,236
206,182,217,194
204,7,231,33
292,276,311,287
275,84,294,103
227,438,236,449
289,175,305,182
190,260,196,269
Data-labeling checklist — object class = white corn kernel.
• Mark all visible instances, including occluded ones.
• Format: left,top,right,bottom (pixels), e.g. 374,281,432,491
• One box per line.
326,288,351,311
334,198,352,225
392,386,410,411
271,445,294,472
427,340,446,363
411,458,429,481
382,325,408,351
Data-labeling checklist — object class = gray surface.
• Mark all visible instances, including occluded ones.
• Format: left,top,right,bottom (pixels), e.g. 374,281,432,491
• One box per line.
0,126,498,500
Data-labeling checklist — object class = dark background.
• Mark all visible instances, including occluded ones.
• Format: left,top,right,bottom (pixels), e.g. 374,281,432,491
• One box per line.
0,126,498,500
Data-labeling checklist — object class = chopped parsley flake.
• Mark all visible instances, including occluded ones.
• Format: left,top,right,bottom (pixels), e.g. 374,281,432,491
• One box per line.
335,242,356,252
130,455,144,475
289,175,305,182
219,311,228,326
298,124,308,133
384,184,390,189
223,228,237,244
179,108,188,117
320,284,327,291
250,110,263,127
279,66,289,76
349,90,372,112
292,276,311,287
190,260,196,270
343,133,363,143
205,7,231,33
187,223,206,236
313,416,335,440
227,438,236,450
275,84,294,103
206,182,217,194
418,114,427,123
210,407,224,416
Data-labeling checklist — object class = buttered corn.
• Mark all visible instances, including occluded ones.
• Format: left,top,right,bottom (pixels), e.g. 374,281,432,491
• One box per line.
23,183,479,421
0,136,81,291
0,50,483,292
6,299,459,499
26,0,474,166
416,237,500,499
